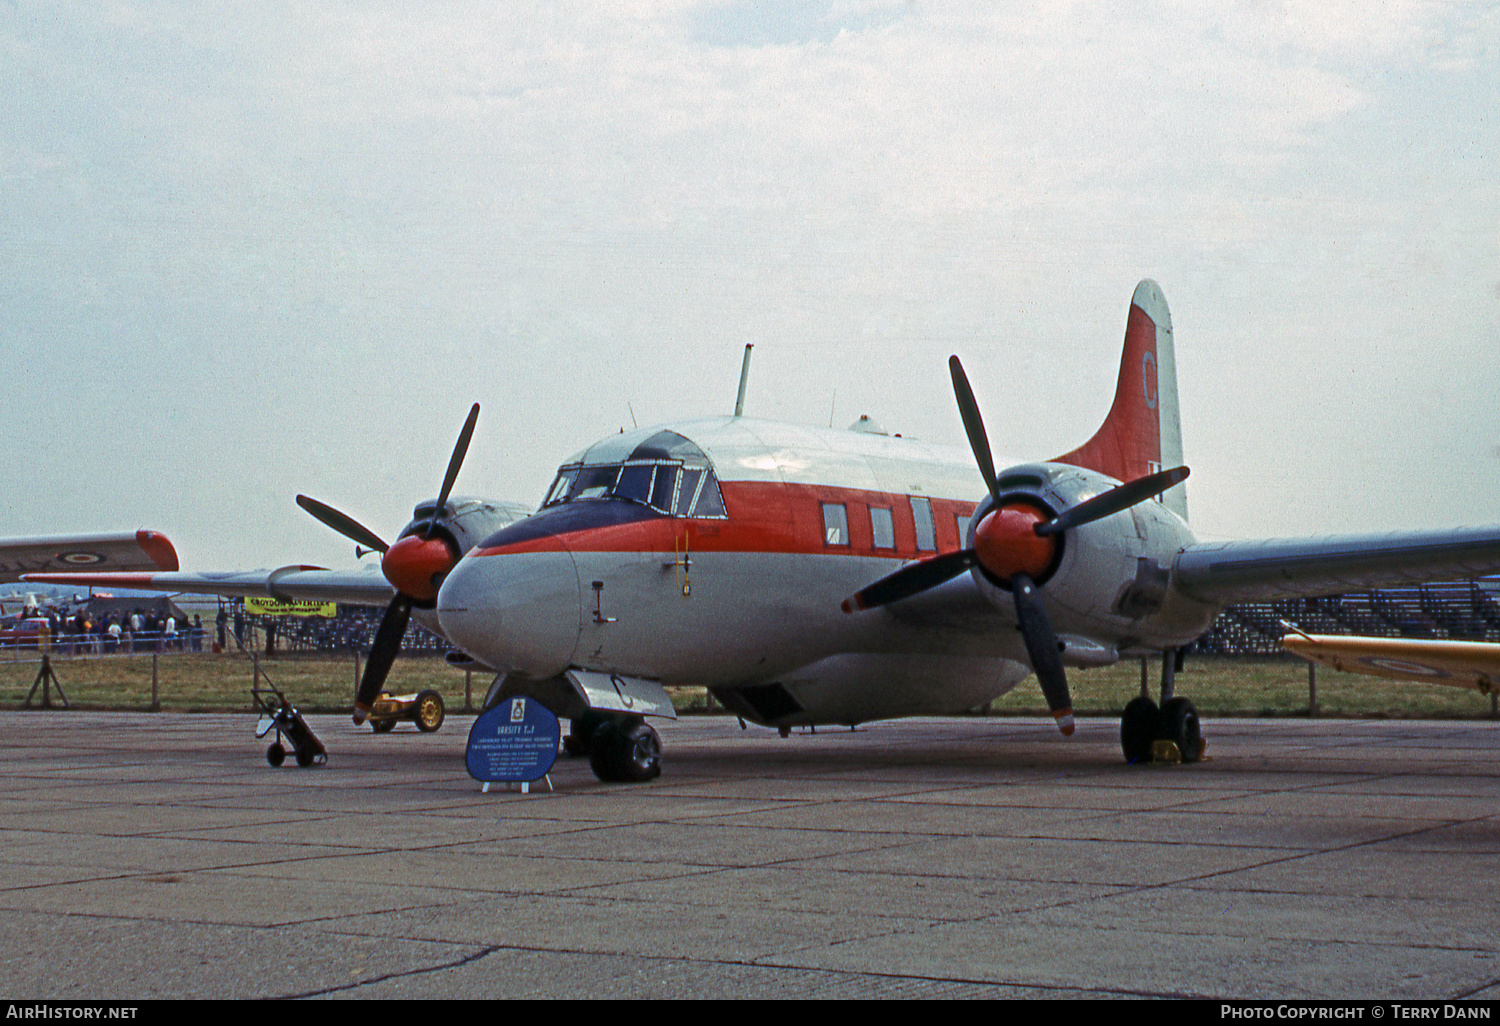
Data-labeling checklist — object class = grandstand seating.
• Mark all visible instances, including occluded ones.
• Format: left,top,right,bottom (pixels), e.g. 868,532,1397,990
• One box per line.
238,579,1500,661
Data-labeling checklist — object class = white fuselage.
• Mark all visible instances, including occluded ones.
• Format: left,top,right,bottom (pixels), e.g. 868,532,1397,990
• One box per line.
436,417,1212,727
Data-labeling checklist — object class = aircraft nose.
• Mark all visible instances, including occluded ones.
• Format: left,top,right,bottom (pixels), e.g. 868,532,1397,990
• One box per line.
437,547,582,679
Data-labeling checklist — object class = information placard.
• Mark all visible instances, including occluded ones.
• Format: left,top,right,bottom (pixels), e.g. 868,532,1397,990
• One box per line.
465,697,560,783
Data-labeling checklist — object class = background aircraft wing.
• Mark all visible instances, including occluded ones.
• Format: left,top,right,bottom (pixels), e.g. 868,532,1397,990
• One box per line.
21,567,395,607
1174,526,1500,605
1283,632,1500,693
0,530,178,584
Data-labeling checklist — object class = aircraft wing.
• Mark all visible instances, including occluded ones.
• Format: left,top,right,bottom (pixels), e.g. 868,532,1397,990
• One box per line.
20,566,395,607
0,530,178,584
1283,632,1500,694
1174,526,1500,605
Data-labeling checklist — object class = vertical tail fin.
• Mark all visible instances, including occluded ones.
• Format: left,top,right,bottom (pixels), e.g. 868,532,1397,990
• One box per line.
1053,279,1187,520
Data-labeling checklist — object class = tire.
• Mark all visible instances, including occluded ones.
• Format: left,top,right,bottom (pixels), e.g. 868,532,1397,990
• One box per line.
296,745,317,768
266,743,286,768
1159,697,1203,763
1120,696,1160,765
371,718,395,733
414,690,445,733
589,718,662,783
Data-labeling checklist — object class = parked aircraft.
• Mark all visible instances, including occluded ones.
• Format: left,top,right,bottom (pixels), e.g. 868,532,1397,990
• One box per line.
0,530,177,584
31,280,1500,784
1283,628,1500,695
431,279,1500,780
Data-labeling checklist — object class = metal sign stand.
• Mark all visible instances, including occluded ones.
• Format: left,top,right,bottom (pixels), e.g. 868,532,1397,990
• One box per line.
481,775,553,795
24,654,69,709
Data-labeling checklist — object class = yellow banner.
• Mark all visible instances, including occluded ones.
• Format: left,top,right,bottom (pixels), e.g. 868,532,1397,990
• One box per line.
244,597,337,618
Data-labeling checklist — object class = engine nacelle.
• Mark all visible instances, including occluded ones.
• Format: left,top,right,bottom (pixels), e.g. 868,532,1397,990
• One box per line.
389,496,534,607
398,496,534,559
965,462,1209,657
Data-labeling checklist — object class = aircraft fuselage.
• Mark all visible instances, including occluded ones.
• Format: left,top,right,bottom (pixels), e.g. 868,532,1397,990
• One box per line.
436,416,1213,727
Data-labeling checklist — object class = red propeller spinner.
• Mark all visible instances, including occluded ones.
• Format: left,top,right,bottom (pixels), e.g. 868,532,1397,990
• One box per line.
972,502,1057,585
381,533,460,604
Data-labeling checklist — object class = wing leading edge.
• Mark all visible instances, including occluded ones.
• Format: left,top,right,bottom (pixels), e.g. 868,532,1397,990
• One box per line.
1174,526,1500,606
20,567,395,607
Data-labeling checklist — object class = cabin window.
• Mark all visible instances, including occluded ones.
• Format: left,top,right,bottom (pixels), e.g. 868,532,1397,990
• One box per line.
691,477,726,517
543,470,577,507
674,469,705,516
870,507,895,549
911,496,936,551
822,503,849,546
569,465,619,501
650,466,678,511
956,514,972,548
614,464,655,504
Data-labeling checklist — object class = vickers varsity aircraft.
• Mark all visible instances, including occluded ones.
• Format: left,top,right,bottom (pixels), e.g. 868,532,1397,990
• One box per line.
429,279,1500,781
32,280,1500,784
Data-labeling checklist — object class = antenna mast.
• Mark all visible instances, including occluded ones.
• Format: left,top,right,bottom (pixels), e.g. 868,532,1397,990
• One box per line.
733,344,754,417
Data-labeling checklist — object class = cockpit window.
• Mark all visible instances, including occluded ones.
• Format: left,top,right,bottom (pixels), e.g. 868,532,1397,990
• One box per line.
541,431,727,519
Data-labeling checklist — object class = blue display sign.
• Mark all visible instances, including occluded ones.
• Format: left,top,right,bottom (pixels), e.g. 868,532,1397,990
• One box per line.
465,697,561,783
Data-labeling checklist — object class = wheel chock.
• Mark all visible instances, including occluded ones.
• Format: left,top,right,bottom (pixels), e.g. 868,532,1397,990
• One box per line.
1151,740,1182,764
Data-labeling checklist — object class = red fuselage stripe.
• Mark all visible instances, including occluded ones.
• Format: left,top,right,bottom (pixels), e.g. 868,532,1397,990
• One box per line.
471,481,979,559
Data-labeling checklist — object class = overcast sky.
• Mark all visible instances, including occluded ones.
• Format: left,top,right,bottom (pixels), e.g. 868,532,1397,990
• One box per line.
3,1,1496,572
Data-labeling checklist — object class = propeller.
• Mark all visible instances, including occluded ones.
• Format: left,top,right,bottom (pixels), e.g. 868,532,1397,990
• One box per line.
296,495,390,555
297,404,480,725
842,356,1189,735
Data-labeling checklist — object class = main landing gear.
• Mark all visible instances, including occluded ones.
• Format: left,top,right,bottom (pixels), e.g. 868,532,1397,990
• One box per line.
1121,648,1204,766
563,710,663,783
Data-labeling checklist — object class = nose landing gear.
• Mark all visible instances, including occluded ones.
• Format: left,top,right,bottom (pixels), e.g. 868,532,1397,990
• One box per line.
563,711,663,783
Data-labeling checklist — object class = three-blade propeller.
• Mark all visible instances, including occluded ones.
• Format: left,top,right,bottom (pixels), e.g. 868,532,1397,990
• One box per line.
298,404,480,725
844,357,1188,735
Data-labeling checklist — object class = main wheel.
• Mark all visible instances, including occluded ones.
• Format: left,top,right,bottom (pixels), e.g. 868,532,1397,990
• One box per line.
1120,696,1160,765
296,745,318,768
1159,697,1203,763
266,743,286,768
588,718,662,783
414,690,445,733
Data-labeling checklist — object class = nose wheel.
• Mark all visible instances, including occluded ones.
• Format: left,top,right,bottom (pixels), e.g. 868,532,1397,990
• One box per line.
570,714,663,783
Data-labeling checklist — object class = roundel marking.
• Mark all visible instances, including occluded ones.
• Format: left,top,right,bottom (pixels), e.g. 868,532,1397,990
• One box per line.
1142,350,1158,410
1360,656,1449,678
57,551,105,566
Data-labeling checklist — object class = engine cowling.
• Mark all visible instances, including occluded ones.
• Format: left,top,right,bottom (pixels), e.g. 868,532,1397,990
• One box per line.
965,463,1203,660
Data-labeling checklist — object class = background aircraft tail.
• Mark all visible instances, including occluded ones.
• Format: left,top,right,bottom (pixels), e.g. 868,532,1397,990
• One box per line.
1053,279,1187,521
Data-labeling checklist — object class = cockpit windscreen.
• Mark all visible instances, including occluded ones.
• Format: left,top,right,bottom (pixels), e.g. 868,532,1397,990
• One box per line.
542,430,727,519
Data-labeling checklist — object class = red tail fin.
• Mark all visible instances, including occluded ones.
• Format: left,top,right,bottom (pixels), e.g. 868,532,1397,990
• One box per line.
1054,280,1186,519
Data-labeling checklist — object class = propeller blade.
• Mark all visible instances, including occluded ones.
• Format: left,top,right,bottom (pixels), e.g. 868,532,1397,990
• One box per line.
949,356,1000,505
841,550,979,613
296,495,390,555
352,594,414,724
1011,573,1074,736
1035,466,1190,537
427,403,480,539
